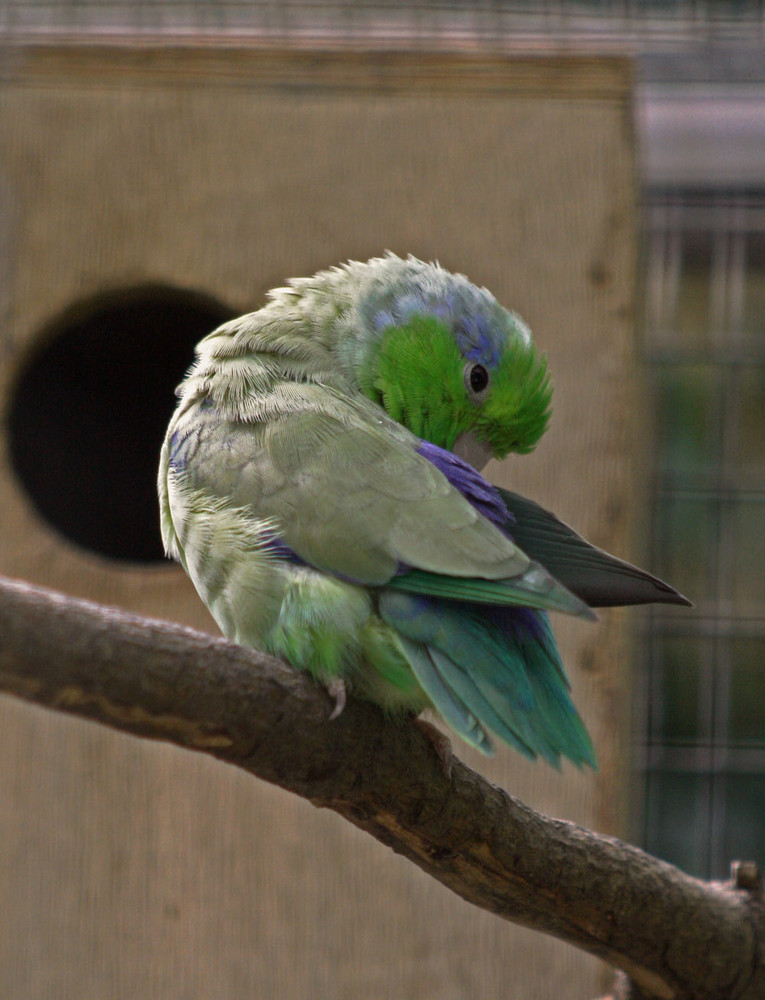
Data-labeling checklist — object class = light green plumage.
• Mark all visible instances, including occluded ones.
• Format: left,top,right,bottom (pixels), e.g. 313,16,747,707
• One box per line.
159,254,596,764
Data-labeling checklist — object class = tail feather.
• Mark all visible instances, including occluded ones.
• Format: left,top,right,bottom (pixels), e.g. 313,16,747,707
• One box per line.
427,648,540,761
396,636,493,754
518,622,597,769
380,591,596,767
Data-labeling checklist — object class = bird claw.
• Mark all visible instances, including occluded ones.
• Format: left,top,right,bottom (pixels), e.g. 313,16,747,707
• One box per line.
413,717,454,777
326,678,347,720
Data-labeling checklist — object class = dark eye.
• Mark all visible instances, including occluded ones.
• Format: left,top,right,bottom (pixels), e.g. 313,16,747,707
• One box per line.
464,362,490,399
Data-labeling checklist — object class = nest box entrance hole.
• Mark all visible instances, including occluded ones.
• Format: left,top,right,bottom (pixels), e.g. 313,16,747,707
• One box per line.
7,285,233,563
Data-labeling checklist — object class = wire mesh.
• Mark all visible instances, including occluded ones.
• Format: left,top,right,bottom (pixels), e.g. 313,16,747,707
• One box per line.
641,191,765,877
0,0,764,47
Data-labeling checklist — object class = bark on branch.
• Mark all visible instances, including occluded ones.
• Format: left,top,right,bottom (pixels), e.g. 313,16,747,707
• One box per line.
0,573,761,1000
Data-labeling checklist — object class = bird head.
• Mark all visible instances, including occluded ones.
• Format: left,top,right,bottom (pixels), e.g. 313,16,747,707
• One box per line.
341,256,552,468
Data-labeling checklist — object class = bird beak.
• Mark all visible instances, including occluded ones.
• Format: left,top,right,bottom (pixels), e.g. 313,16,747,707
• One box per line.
452,431,494,471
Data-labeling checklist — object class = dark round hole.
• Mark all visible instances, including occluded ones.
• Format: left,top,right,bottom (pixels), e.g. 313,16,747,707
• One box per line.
7,285,234,563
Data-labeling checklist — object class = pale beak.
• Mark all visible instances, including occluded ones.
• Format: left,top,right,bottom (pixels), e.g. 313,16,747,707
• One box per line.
452,431,494,471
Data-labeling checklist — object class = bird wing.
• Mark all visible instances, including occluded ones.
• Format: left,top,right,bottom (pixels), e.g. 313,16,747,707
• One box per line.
167,384,591,619
496,488,692,608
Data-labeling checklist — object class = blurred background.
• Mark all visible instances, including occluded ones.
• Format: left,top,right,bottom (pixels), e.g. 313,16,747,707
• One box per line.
0,3,762,998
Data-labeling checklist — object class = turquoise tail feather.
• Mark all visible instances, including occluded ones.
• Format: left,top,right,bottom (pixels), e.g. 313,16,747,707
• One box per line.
379,591,597,768
395,636,494,754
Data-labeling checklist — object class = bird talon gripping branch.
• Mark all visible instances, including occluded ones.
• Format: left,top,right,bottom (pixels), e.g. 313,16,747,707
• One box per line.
326,678,348,721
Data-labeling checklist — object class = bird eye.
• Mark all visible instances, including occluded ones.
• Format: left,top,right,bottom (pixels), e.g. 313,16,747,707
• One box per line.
464,362,490,399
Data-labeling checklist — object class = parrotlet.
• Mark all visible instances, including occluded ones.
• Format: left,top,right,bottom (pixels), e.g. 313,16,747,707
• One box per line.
159,254,688,767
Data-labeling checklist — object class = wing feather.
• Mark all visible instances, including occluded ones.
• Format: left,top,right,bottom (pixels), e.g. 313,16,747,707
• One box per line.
497,489,692,608
166,388,579,606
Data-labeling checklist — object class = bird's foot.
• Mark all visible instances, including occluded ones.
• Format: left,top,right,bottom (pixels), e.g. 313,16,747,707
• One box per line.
413,717,454,778
325,678,348,720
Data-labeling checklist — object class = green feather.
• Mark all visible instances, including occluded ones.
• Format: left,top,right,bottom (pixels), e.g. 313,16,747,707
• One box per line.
478,340,552,456
395,636,494,754
386,566,596,620
379,590,597,768
496,488,692,607
265,569,371,682
359,316,469,450
359,312,551,458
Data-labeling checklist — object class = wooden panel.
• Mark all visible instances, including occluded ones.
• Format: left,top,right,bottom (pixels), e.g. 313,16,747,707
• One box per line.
0,46,637,999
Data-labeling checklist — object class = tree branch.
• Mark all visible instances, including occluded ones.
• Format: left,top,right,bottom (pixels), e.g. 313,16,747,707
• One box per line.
0,574,761,1000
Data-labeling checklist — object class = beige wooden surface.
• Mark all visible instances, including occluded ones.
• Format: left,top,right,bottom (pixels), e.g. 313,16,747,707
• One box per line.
0,46,637,999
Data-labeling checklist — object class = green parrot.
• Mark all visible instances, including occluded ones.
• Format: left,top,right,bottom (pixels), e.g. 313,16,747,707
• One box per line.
159,254,688,767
